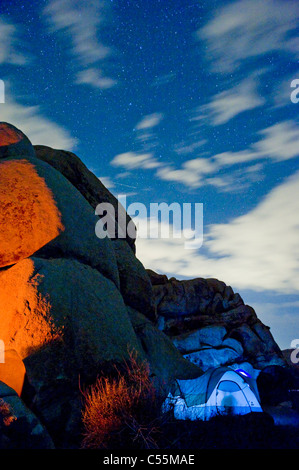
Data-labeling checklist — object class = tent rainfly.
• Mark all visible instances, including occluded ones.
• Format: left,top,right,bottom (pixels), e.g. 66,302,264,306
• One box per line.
163,366,263,421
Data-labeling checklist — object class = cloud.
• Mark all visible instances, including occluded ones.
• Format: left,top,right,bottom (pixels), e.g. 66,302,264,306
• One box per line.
136,170,299,294
135,113,164,130
151,73,176,87
156,166,203,188
173,139,207,155
253,121,299,161
113,116,297,192
44,0,116,89
214,120,299,166
198,78,264,125
112,118,298,191
129,112,164,154
156,157,218,188
44,0,110,64
205,164,265,193
76,68,117,89
111,113,165,171
213,150,256,167
156,159,264,193
111,151,161,170
98,176,115,189
197,0,299,72
0,18,29,65
0,99,77,150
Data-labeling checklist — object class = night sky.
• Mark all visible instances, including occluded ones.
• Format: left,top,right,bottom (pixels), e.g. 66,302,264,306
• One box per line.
0,0,298,349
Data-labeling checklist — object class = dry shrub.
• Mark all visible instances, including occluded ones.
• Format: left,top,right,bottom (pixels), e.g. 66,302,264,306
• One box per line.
0,398,17,427
81,350,163,449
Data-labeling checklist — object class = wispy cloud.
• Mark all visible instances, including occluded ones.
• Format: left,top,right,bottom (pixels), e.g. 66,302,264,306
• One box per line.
205,164,265,193
44,0,116,89
0,18,29,65
151,72,176,87
76,68,117,89
0,99,77,150
136,170,299,294
110,118,298,191
197,0,299,73
156,166,204,188
198,78,264,125
98,176,115,189
110,111,166,171
156,157,217,189
135,113,164,130
214,120,299,166
154,119,299,190
173,139,207,156
253,121,299,161
44,0,110,64
206,170,299,292
111,151,161,170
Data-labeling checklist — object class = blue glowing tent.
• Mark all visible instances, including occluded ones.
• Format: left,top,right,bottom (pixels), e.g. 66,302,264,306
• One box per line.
163,366,263,421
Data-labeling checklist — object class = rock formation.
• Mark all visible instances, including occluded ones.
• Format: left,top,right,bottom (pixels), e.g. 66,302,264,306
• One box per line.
34,145,136,252
146,270,285,371
0,122,292,448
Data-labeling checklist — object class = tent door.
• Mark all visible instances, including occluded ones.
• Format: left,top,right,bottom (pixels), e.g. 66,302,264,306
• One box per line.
216,380,251,416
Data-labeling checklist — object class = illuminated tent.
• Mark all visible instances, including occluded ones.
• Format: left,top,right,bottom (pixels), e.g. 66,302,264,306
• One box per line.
163,366,263,421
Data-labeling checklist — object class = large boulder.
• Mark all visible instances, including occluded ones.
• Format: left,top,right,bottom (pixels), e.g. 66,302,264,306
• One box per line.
0,122,35,159
114,240,155,321
146,269,169,286
34,145,136,251
0,256,144,446
229,323,285,369
127,307,203,391
0,257,141,372
172,325,227,353
0,158,64,268
0,350,26,397
153,278,215,318
149,271,285,371
0,154,119,286
184,346,243,372
0,381,54,449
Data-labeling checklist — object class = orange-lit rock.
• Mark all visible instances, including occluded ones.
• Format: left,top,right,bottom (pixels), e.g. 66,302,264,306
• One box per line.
0,159,64,268
0,122,35,158
0,258,64,359
34,144,136,252
0,350,26,397
0,257,141,378
0,154,119,284
0,122,23,145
